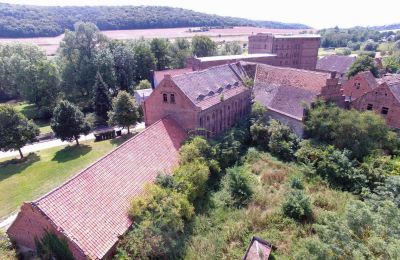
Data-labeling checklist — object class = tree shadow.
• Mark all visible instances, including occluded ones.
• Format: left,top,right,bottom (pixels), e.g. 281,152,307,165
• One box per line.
51,144,92,163
110,133,136,146
0,153,40,182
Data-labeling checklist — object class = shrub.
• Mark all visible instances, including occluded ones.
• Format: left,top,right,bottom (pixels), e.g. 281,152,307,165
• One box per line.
250,121,269,149
267,119,300,161
282,189,312,222
225,166,253,208
34,231,74,260
290,176,304,190
0,231,16,260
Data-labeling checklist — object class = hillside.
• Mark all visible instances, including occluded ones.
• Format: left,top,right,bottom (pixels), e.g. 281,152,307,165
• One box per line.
0,3,310,38
371,23,400,31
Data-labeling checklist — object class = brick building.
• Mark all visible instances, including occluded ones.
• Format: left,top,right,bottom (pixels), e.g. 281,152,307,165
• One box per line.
144,63,252,137
7,118,187,259
252,63,342,136
248,33,321,70
351,74,400,129
342,71,379,101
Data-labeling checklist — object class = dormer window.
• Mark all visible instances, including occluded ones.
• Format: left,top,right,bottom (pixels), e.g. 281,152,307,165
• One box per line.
163,93,168,103
170,94,175,104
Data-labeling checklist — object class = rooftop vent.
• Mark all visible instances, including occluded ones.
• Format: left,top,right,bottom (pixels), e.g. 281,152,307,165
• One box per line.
226,84,232,89
208,91,215,96
217,87,224,93
234,81,239,86
197,94,205,101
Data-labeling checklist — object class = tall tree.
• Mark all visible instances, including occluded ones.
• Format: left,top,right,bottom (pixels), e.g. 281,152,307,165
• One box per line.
191,35,217,57
51,100,91,145
170,38,191,68
108,91,140,134
94,45,116,91
347,55,379,78
109,41,136,92
58,22,107,101
92,72,112,123
132,41,156,82
150,38,171,70
0,105,39,158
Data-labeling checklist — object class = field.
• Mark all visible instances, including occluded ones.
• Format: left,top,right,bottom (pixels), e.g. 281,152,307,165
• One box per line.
0,26,312,56
0,136,131,219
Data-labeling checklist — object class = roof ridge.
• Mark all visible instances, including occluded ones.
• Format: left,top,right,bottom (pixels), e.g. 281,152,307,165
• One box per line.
260,63,330,76
33,118,170,204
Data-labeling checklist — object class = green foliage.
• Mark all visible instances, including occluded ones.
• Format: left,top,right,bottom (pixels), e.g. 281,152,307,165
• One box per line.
362,41,379,51
319,26,382,48
250,102,267,123
267,119,299,161
191,35,217,57
135,80,151,90
363,176,400,207
290,176,305,190
132,41,156,82
225,166,253,208
0,3,309,38
0,105,39,158
150,38,171,70
0,231,16,260
220,41,243,55
282,189,313,222
117,184,194,259
34,230,74,260
51,100,90,145
296,200,400,259
109,40,136,92
346,54,379,78
304,102,396,160
169,38,192,69
92,72,112,122
108,91,140,133
383,55,400,73
250,121,269,148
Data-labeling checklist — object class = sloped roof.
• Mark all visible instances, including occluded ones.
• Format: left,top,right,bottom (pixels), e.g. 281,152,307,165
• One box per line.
316,55,356,75
359,71,380,89
154,68,193,86
172,63,248,106
379,74,400,102
31,117,186,259
254,64,329,120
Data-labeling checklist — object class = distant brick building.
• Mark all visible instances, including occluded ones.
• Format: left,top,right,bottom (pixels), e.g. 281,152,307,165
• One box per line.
144,63,252,137
351,74,400,129
342,71,379,101
248,33,321,70
252,63,342,136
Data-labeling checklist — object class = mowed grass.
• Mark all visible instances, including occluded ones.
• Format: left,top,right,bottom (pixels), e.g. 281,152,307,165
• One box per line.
0,136,131,218
9,101,52,134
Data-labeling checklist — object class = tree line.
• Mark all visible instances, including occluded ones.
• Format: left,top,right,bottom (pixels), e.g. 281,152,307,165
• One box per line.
0,3,309,38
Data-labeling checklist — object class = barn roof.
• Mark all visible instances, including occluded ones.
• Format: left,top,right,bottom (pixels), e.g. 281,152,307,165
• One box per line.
316,55,356,75
29,117,186,259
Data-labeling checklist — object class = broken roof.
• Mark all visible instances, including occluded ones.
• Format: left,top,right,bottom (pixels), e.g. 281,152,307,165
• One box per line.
379,74,400,102
26,117,186,259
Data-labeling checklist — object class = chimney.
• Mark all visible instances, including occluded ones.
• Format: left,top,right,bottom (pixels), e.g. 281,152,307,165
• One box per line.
330,71,337,79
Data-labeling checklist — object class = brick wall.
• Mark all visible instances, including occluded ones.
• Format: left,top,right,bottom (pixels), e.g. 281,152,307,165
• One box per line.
342,73,375,101
7,203,86,260
143,76,199,131
351,83,400,129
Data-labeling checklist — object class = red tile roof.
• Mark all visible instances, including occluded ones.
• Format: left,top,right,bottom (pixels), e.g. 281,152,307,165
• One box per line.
316,55,356,75
254,64,330,120
197,85,249,110
172,63,248,106
154,68,193,86
379,74,400,102
30,117,186,259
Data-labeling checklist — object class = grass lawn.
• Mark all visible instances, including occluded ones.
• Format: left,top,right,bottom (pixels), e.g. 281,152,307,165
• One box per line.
9,101,52,134
0,135,132,218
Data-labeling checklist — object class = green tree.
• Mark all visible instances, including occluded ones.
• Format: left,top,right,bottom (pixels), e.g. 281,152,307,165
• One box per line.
0,105,39,158
191,35,217,57
362,41,379,51
132,41,156,82
225,166,253,208
94,45,116,91
108,91,140,134
51,100,91,145
220,41,243,55
135,80,151,90
58,22,107,101
109,41,136,92
282,189,313,222
170,38,191,68
92,72,112,123
346,54,379,78
383,55,400,73
267,119,300,161
150,38,171,70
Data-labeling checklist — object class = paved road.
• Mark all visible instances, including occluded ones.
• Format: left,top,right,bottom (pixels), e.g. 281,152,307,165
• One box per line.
0,123,145,159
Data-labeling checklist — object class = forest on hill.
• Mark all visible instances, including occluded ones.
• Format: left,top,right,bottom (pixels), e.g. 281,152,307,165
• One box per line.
0,3,310,38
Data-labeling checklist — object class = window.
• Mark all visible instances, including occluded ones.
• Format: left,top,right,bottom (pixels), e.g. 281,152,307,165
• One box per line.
170,93,175,104
200,117,203,127
367,104,373,110
163,93,168,103
381,107,389,115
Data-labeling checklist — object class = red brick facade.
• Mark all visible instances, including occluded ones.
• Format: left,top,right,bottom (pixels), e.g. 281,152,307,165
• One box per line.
144,64,252,137
352,82,400,129
342,71,379,101
248,33,321,70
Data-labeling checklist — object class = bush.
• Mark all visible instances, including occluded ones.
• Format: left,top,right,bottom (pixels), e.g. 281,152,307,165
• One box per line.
0,231,16,260
225,166,253,208
35,231,74,260
268,119,300,161
290,176,305,190
282,189,312,222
